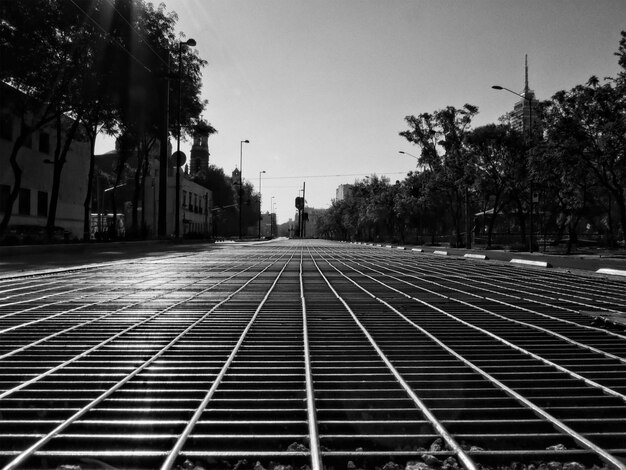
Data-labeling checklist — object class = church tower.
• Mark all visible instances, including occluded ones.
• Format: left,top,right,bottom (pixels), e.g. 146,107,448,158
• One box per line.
190,134,209,176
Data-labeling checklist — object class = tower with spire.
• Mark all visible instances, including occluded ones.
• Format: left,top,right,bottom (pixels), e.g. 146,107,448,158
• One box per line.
512,54,540,136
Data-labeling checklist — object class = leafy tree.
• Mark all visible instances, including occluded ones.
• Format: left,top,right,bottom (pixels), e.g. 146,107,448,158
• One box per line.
0,0,207,241
0,0,77,237
403,170,447,244
467,124,525,247
400,104,478,247
542,76,626,248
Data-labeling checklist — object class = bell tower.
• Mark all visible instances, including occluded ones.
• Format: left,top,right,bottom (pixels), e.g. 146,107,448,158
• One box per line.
190,133,209,176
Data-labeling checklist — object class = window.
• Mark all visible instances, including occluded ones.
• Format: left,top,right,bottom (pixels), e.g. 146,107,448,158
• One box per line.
19,188,30,215
0,114,12,141
182,190,187,207
39,132,50,154
0,185,10,213
37,191,48,217
194,194,198,213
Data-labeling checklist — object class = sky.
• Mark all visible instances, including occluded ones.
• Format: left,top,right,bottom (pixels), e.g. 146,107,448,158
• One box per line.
96,0,626,225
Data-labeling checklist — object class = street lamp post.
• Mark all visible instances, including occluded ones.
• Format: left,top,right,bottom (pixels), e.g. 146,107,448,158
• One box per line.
258,170,266,239
398,150,419,161
175,38,196,240
492,84,534,252
239,139,249,239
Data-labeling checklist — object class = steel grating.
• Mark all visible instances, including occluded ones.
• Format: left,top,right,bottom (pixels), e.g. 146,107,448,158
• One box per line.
0,241,624,470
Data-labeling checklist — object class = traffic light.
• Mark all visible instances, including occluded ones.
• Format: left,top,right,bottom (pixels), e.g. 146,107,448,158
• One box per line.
295,197,304,210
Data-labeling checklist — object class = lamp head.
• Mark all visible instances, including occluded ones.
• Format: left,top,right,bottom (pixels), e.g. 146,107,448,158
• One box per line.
491,85,503,90
184,38,197,46
243,139,250,143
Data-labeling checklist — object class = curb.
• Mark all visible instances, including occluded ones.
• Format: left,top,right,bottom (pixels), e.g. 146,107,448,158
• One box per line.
596,268,626,277
511,258,552,268
464,253,488,260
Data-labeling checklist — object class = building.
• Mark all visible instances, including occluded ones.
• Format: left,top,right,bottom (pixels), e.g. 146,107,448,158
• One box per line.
0,81,213,243
190,133,209,176
0,84,91,240
336,184,352,201
94,137,212,239
259,211,277,238
511,55,540,136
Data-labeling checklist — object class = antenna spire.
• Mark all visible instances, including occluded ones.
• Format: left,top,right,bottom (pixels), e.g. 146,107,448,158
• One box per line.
524,54,529,94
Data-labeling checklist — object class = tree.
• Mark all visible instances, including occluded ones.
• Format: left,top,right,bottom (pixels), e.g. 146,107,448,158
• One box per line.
194,165,238,237
1,0,208,241
467,124,525,247
542,76,626,248
0,0,76,237
400,104,478,247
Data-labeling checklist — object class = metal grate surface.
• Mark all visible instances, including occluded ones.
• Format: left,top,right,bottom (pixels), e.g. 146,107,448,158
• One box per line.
0,241,624,470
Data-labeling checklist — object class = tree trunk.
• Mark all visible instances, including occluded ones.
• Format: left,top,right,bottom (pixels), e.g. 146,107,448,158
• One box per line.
514,199,528,249
0,101,57,238
83,128,97,242
613,188,626,250
0,133,28,238
131,147,142,238
47,115,81,241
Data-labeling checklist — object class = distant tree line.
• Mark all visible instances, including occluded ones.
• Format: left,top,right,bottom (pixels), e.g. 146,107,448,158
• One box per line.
1,0,207,240
317,32,626,253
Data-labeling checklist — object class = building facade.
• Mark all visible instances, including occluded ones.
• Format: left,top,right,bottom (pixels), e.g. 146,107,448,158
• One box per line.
336,184,352,201
1,84,214,242
94,142,212,239
1,87,91,240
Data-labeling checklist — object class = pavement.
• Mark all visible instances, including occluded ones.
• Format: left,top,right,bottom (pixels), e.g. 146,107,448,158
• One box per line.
1,238,626,278
0,239,218,274
345,241,626,278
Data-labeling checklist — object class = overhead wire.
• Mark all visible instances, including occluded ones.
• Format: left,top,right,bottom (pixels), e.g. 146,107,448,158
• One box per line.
68,0,154,73
263,171,409,180
103,0,169,68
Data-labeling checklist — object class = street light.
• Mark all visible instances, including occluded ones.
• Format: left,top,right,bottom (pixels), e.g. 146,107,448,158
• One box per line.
258,170,266,239
239,139,250,239
492,84,535,252
174,38,196,240
398,150,419,160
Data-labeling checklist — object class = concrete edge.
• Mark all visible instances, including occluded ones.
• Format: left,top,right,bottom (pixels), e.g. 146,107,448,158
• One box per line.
596,268,626,277
464,253,488,260
511,258,552,268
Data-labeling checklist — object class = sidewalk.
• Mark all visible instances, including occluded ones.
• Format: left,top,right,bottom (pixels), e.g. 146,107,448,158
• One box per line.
0,239,215,274
363,241,626,277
